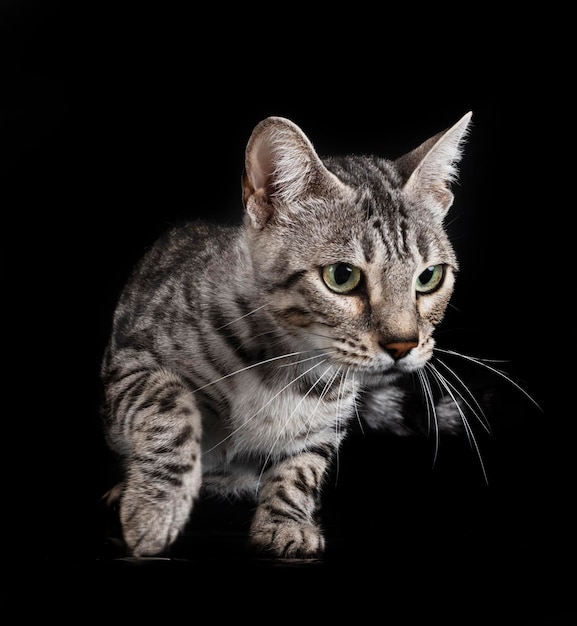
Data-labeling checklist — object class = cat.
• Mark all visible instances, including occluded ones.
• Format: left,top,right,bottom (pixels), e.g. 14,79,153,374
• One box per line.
100,111,475,559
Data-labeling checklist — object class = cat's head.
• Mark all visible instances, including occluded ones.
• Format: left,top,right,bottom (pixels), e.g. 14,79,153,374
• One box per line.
241,113,472,378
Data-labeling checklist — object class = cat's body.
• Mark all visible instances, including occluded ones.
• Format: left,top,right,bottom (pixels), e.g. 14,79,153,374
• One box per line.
101,113,472,558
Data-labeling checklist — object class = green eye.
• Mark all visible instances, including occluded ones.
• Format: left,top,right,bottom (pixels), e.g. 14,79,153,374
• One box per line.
416,264,444,293
322,263,362,293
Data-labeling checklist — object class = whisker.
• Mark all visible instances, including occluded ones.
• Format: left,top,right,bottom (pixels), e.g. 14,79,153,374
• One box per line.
435,346,511,363
202,358,330,455
435,347,543,412
308,367,341,425
351,372,365,435
255,363,334,491
444,212,464,229
427,362,489,485
332,367,351,482
303,365,345,486
417,368,437,435
247,329,285,343
304,366,343,442
301,329,338,342
432,356,492,434
277,351,338,368
192,350,325,393
214,304,268,330
417,368,440,467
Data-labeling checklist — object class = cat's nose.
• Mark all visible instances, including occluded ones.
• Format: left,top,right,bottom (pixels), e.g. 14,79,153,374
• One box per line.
382,340,418,360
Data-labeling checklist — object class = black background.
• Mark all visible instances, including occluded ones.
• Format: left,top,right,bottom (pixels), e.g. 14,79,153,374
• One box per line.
2,2,573,622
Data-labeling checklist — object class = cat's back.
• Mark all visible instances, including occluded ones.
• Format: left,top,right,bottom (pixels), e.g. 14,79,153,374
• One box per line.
121,220,240,298
134,220,238,278
107,219,244,344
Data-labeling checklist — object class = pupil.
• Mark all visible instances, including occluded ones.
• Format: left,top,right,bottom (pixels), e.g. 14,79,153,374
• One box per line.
420,267,434,284
334,263,352,285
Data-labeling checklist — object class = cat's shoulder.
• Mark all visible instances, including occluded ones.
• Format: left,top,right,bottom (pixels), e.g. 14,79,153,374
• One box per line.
125,220,240,284
152,219,240,254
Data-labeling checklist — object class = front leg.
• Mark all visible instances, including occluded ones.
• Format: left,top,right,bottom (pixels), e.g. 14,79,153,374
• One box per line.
106,368,203,557
250,447,333,558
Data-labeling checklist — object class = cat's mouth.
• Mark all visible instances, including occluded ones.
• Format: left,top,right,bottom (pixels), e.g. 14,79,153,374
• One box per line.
329,340,432,377
331,350,421,374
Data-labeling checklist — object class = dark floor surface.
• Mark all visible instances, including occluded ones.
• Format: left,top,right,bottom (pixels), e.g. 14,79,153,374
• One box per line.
17,374,575,625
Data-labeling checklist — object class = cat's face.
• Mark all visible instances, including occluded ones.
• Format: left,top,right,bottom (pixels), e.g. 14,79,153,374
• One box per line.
247,158,457,378
242,114,471,380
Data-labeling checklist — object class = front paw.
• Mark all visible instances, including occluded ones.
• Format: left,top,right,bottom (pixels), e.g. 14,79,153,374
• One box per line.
250,518,325,559
120,488,193,557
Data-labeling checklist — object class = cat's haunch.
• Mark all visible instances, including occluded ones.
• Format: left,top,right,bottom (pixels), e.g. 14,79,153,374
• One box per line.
101,112,473,558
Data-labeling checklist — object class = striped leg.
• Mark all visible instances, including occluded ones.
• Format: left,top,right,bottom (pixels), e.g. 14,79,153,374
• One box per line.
111,369,203,556
249,449,332,558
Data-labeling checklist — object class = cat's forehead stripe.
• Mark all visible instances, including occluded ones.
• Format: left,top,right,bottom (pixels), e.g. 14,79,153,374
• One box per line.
416,230,431,260
324,155,418,258
323,154,402,194
361,232,374,263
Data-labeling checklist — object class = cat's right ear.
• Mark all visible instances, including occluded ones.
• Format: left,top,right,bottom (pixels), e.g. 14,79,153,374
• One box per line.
242,117,343,230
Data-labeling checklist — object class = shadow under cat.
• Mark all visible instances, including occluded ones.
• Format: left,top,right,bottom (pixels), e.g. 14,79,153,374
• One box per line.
95,366,555,560
86,369,572,624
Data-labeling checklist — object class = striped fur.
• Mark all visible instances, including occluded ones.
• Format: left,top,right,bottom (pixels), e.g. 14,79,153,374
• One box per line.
101,113,472,557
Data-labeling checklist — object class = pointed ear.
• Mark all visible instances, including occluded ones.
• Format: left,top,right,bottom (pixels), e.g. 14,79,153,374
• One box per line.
242,116,344,229
396,111,472,219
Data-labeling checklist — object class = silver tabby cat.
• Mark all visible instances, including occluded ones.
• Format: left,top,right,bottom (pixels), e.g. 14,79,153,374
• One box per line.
101,112,473,558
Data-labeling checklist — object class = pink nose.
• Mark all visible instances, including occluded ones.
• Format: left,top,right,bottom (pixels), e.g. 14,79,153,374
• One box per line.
383,340,418,360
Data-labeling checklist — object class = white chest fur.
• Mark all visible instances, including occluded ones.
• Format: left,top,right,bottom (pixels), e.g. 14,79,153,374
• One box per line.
202,368,358,465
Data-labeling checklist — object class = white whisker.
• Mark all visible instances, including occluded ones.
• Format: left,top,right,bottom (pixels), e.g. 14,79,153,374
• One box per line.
277,351,338,367
432,356,492,434
305,365,344,486
248,329,285,343
435,347,542,412
351,372,365,435
301,329,337,342
417,368,440,467
255,363,334,491
332,367,351,482
192,350,325,394
333,380,342,481
304,366,343,443
300,365,342,444
202,358,330,455
214,304,268,330
427,362,489,485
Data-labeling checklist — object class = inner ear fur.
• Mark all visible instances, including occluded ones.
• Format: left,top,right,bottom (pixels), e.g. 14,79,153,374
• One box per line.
397,111,472,219
242,116,344,229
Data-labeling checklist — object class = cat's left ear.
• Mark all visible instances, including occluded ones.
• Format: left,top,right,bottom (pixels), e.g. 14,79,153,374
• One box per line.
397,111,472,219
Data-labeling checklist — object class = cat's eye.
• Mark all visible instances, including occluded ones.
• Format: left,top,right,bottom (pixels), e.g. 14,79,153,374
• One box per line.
322,263,362,294
415,264,444,293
